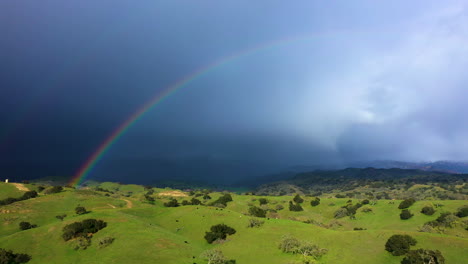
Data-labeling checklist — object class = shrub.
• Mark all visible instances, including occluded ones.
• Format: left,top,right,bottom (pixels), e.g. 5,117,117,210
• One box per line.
190,198,202,205
334,208,349,219
258,198,268,205
362,207,373,213
310,197,320,206
98,237,115,248
421,206,436,216
401,248,445,264
398,198,416,209
278,235,328,260
335,194,346,198
200,249,235,264
44,186,63,194
211,193,233,206
248,206,266,218
19,222,37,230
204,224,236,244
144,194,155,203
400,209,414,220
361,199,370,205
428,212,459,228
385,234,417,256
247,218,265,228
56,214,67,221
163,199,179,207
75,206,88,215
288,201,303,212
275,204,284,211
0,248,31,263
22,191,38,200
62,219,107,241
456,206,468,218
181,200,191,206
203,194,211,200
70,237,91,250
278,235,301,253
0,191,38,206
293,194,304,203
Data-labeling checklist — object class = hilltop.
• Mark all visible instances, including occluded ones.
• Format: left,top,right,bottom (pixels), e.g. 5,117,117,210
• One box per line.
0,173,467,264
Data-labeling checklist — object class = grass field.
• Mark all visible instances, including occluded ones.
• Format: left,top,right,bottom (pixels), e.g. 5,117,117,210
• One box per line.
0,182,467,264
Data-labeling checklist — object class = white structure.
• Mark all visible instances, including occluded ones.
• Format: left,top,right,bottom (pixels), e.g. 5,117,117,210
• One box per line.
5,179,8,183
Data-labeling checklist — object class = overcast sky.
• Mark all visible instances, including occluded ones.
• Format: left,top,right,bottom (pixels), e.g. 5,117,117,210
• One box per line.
1,1,468,179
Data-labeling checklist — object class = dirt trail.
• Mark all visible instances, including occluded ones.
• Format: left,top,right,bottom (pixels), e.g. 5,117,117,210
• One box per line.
11,183,29,192
158,190,187,197
107,204,116,209
121,199,133,208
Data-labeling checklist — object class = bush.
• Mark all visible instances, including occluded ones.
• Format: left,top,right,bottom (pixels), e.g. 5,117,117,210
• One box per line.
200,249,235,264
70,237,91,250
98,237,115,248
247,218,265,228
19,222,37,231
75,206,88,215
181,200,191,206
289,201,303,212
191,198,202,205
361,199,370,205
278,235,328,260
335,194,346,198
334,208,349,219
44,186,63,194
56,214,67,221
398,198,416,209
163,199,179,207
310,197,320,207
204,224,236,244
421,206,436,216
258,198,268,205
211,194,233,206
456,206,468,218
62,219,107,241
275,204,284,211
385,234,417,256
0,191,38,206
278,235,301,253
0,248,31,263
401,248,445,264
400,209,414,220
248,206,266,218
293,194,304,203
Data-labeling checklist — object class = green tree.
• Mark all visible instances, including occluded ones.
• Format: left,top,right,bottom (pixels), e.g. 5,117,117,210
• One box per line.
385,234,417,256
204,224,236,244
398,198,416,209
293,194,304,203
19,222,37,231
289,201,303,212
258,198,268,205
75,206,88,215
421,206,435,216
401,248,445,264
248,206,266,218
163,199,179,207
56,214,67,221
400,209,414,220
310,197,320,206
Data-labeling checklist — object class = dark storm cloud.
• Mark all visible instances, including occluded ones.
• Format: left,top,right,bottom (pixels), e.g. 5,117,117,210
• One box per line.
1,0,468,181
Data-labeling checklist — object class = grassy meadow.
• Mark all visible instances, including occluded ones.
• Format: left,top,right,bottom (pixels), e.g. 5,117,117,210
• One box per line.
0,182,467,264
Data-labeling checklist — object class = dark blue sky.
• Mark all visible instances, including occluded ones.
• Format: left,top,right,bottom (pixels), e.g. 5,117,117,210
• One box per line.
1,1,468,181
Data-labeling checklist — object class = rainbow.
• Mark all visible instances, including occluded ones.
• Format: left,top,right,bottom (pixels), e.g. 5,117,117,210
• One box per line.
68,33,341,186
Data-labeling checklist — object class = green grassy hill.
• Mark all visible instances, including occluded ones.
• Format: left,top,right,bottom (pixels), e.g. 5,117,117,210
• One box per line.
0,182,467,264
